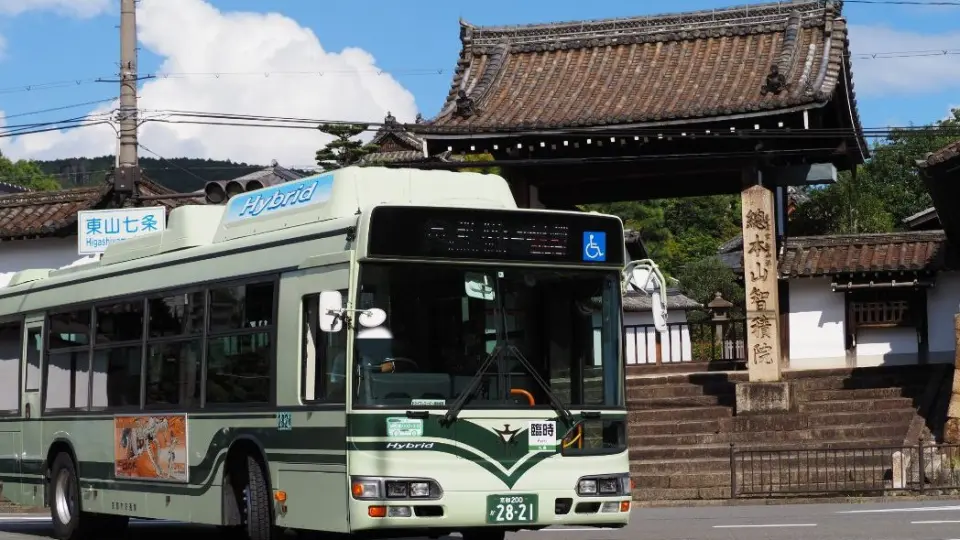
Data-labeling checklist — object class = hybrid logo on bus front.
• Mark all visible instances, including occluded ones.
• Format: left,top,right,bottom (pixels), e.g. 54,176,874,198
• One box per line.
386,442,435,450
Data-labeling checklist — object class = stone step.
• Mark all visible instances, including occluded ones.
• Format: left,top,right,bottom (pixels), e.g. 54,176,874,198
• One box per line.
629,438,896,461
628,417,730,436
627,406,732,423
801,387,924,402
788,374,931,391
784,365,934,381
626,371,748,388
633,472,730,489
799,398,916,414
629,407,915,433
807,409,916,427
628,394,736,410
626,382,737,400
630,458,730,475
633,486,730,500
629,425,906,447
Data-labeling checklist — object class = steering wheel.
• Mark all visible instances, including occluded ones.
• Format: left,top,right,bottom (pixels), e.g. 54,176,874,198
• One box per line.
381,357,419,372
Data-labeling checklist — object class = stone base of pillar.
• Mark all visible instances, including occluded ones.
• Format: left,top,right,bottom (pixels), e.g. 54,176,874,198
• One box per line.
944,314,960,444
735,381,795,416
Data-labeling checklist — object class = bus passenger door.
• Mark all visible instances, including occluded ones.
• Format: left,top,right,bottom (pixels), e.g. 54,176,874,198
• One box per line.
20,321,44,507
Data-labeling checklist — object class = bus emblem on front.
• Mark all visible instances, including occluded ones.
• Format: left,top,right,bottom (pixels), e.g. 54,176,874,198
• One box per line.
493,424,520,445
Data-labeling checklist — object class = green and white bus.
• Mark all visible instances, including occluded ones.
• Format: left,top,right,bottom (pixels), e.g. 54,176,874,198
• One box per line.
0,167,655,540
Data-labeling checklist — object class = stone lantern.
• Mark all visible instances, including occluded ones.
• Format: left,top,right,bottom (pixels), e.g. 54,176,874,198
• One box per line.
707,292,734,353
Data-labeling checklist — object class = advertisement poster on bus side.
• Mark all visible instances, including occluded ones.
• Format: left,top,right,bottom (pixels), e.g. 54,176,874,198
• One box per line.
114,415,188,482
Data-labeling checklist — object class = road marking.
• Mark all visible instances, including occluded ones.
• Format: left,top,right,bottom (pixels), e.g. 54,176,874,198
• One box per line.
0,516,50,522
838,505,960,514
911,520,960,524
538,528,619,532
713,524,817,529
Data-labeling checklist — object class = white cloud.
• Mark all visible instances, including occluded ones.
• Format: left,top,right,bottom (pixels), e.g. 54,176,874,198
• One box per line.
0,33,6,60
0,0,112,18
847,24,960,96
0,0,418,168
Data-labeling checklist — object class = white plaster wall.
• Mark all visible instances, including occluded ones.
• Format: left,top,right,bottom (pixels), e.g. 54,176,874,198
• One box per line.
928,271,960,364
0,237,81,281
622,309,692,364
788,278,847,370
856,327,919,367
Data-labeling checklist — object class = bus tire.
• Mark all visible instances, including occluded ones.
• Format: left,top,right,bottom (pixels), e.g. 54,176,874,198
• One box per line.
246,454,272,540
231,453,273,540
48,452,89,540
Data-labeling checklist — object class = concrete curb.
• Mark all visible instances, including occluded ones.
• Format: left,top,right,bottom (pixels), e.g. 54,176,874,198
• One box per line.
632,494,960,508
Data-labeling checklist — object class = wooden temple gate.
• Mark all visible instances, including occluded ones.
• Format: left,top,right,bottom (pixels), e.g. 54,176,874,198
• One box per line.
399,0,869,384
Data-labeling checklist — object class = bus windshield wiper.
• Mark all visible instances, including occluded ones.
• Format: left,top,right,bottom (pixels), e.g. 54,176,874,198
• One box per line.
442,272,573,427
441,348,500,426
500,343,574,426
441,339,574,426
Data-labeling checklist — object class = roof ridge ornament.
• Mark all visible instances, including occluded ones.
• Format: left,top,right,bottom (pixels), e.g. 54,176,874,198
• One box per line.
761,64,788,96
454,89,478,118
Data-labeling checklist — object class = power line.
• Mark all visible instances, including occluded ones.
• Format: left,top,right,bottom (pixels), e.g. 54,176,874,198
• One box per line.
1,98,117,120
1,45,959,97
137,143,217,185
4,104,960,141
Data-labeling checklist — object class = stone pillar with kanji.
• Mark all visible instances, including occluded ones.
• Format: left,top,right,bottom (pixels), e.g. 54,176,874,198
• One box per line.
741,185,782,382
735,183,792,415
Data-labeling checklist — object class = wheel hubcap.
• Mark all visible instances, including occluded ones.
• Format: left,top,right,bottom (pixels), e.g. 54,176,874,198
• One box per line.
54,469,76,524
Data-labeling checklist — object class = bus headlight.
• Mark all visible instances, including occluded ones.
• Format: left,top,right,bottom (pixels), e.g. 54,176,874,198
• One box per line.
351,479,380,499
350,476,443,501
409,482,431,497
576,474,630,496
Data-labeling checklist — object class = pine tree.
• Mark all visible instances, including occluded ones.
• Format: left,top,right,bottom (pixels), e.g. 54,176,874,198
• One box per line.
315,123,377,170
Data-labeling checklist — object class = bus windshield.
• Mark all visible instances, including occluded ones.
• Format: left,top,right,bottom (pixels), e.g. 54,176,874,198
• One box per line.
350,262,622,410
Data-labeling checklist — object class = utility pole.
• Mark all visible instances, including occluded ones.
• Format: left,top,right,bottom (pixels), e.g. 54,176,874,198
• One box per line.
114,0,139,197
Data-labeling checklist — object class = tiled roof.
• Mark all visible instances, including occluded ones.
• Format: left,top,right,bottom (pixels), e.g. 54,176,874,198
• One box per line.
923,140,960,169
778,230,955,277
623,289,702,312
361,150,430,164
363,113,429,164
424,0,865,139
0,181,29,195
0,178,191,240
903,207,940,230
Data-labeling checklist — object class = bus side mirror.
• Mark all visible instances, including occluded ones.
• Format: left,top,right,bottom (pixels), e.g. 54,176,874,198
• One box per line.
318,291,344,332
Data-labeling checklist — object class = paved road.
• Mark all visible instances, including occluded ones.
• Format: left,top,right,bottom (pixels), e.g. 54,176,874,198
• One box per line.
4,500,960,539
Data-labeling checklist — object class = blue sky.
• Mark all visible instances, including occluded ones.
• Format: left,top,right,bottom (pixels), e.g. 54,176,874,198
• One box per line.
0,0,957,166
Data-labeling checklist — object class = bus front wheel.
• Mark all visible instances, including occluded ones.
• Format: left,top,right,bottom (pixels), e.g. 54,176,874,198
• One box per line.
224,452,274,540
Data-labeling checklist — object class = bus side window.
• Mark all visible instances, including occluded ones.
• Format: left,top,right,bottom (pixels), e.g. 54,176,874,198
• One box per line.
302,292,347,403
25,328,41,392
0,321,21,412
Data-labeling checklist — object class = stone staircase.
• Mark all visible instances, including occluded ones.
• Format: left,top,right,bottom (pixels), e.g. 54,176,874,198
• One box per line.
627,365,943,501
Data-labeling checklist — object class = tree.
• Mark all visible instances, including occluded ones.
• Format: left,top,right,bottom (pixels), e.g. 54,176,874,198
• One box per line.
0,152,61,191
460,152,502,176
791,108,960,235
675,256,745,322
315,124,376,170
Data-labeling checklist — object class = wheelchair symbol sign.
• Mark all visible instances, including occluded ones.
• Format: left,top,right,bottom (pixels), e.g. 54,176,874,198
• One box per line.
582,231,607,262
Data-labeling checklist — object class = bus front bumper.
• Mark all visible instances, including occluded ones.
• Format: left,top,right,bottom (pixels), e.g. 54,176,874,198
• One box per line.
347,489,632,532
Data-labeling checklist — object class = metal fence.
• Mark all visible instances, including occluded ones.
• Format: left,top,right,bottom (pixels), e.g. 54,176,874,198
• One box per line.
623,319,746,365
730,441,960,498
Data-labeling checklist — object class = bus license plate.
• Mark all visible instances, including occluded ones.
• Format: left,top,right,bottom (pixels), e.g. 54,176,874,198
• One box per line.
486,494,538,523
